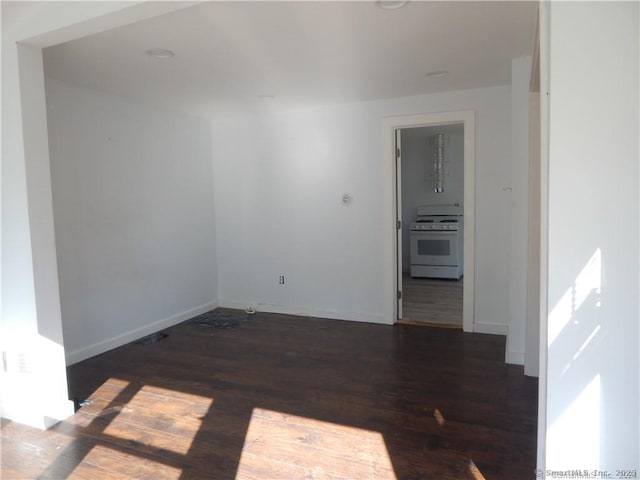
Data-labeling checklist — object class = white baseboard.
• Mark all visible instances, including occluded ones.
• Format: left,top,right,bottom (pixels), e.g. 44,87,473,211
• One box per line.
65,300,218,365
473,322,508,336
506,350,525,365
218,300,390,325
524,359,539,377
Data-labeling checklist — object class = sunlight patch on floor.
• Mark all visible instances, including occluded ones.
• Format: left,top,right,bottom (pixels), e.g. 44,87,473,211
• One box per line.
71,444,182,479
433,408,446,426
102,384,213,455
467,459,486,479
236,407,397,479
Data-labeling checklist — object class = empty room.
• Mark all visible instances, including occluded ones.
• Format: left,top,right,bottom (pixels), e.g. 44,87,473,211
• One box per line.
2,2,638,480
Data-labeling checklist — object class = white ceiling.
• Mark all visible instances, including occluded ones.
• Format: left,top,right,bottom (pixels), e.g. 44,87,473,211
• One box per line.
43,1,537,118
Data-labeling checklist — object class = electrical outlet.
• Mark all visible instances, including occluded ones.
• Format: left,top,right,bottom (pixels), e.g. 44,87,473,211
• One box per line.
279,275,285,285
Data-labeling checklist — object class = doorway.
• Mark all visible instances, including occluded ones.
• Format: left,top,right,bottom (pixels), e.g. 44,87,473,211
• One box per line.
383,111,475,332
400,123,465,327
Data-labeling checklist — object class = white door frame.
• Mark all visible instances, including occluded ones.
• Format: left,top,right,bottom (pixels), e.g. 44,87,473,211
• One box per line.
395,129,404,320
382,110,476,332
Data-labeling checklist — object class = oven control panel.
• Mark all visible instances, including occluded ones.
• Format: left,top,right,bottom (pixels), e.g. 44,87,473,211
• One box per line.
410,223,459,231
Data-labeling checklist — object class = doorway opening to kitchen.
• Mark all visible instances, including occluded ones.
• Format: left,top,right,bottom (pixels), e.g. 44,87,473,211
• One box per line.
401,125,464,327
388,111,475,332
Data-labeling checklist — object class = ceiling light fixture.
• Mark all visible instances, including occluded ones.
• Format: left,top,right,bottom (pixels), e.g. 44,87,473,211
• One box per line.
426,70,449,78
146,49,175,59
258,94,276,100
375,0,409,10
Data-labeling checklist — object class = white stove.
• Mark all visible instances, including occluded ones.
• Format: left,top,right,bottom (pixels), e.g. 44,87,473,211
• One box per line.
411,218,460,231
409,205,464,279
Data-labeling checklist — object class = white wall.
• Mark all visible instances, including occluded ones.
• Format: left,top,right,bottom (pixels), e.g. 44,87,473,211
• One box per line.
0,1,141,430
401,124,464,272
506,56,532,366
45,78,218,364
545,1,639,471
1,0,199,431
526,90,541,378
211,86,512,331
0,39,74,428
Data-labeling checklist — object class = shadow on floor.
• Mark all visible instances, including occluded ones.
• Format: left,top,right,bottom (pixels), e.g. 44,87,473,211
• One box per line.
2,309,538,480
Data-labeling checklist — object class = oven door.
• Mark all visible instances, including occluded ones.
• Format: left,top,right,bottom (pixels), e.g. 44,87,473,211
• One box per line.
410,230,459,266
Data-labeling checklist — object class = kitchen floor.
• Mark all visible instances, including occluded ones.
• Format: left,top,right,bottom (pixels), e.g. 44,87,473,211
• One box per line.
402,272,463,327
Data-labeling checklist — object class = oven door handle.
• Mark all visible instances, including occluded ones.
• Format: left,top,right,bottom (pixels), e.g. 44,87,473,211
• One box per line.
412,230,456,235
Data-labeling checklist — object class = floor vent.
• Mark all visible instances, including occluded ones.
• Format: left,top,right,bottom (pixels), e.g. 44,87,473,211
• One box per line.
190,310,250,329
132,332,169,345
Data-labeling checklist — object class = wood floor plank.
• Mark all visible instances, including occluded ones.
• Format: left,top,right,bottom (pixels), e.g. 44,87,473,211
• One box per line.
402,273,464,326
2,310,538,480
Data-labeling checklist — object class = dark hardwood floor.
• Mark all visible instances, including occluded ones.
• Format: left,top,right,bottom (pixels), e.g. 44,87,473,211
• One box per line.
1,310,538,479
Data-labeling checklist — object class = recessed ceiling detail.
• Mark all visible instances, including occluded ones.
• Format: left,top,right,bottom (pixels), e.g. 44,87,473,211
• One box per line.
426,70,449,78
375,0,409,10
146,49,175,59
43,2,537,117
